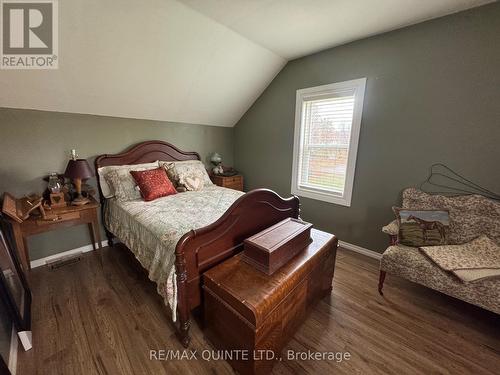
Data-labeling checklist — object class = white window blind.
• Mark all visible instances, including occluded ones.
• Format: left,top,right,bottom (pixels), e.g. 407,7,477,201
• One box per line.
291,78,366,206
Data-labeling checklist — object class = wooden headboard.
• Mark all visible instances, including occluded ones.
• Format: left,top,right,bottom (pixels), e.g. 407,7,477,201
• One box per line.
94,140,200,169
94,140,200,199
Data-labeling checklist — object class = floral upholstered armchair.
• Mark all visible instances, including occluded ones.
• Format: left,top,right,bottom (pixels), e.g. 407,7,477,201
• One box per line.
378,188,500,314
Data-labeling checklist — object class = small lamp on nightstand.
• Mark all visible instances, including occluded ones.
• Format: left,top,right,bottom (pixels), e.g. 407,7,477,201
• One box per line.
64,150,94,206
210,152,223,175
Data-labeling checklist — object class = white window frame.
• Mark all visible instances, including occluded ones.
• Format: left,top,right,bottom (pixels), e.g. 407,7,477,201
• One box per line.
291,78,366,207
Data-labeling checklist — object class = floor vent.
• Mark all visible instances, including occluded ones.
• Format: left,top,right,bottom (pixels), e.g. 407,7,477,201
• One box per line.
46,252,83,269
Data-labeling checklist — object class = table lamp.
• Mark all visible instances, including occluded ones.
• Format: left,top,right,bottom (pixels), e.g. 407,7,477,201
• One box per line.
64,150,94,206
210,152,223,175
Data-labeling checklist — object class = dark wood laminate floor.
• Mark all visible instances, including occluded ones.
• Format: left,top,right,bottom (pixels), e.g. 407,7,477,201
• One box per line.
18,245,500,375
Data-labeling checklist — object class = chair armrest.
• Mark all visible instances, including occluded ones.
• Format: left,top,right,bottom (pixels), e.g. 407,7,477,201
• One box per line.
382,220,398,246
382,220,398,235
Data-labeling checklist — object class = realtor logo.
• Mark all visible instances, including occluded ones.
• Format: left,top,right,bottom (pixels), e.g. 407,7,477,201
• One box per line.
1,0,58,69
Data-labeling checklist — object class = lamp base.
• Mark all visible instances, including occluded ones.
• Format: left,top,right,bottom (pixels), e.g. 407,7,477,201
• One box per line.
71,195,90,206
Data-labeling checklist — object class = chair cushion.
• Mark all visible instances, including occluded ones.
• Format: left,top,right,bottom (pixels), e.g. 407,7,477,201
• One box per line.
381,245,500,314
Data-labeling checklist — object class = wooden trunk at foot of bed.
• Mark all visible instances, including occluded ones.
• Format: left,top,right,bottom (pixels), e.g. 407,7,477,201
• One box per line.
175,189,300,347
94,141,300,347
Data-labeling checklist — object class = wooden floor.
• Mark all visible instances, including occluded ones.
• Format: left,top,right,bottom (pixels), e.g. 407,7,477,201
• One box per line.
18,245,500,375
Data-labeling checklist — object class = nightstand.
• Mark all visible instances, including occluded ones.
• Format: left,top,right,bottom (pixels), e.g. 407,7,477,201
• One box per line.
210,174,244,191
8,196,102,272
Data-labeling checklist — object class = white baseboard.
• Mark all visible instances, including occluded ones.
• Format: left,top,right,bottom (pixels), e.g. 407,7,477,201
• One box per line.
8,327,17,375
338,240,382,260
30,241,107,269
30,239,381,268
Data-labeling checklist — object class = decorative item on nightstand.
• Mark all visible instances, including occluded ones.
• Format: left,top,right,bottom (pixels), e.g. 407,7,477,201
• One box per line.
47,172,66,208
64,149,94,206
210,152,224,175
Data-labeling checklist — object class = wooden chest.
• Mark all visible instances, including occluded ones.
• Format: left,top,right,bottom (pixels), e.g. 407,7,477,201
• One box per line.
242,218,312,275
203,229,337,375
210,174,244,191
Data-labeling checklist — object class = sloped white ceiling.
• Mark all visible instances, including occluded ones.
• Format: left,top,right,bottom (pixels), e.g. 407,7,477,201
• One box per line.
0,0,493,127
0,0,285,127
181,0,495,59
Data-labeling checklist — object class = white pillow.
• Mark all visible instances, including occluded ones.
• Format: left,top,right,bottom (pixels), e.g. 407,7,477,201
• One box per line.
97,161,159,198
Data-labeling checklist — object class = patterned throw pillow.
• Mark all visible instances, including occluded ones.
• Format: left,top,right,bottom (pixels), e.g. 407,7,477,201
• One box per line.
98,161,159,198
180,174,204,192
393,207,450,247
160,160,212,190
162,163,180,186
130,168,177,201
105,168,145,201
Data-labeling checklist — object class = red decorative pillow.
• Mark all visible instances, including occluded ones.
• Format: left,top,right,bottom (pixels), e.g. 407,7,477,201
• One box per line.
130,168,177,201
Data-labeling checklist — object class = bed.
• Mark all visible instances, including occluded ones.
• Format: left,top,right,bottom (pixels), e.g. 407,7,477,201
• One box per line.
94,140,300,347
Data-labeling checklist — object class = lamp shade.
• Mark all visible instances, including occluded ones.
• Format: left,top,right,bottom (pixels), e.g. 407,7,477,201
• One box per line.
64,159,94,180
210,152,222,164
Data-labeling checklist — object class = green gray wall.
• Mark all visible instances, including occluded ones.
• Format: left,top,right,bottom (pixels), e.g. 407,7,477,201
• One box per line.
234,3,500,253
0,108,234,260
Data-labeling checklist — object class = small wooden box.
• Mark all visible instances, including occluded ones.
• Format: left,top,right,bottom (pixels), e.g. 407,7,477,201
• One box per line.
242,218,312,275
49,192,67,208
203,229,338,375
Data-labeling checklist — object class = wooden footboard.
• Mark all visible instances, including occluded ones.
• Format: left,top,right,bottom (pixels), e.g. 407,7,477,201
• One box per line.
174,188,300,347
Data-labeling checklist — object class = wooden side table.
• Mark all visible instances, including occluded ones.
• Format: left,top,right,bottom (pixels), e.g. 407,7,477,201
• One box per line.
210,174,244,191
8,197,102,272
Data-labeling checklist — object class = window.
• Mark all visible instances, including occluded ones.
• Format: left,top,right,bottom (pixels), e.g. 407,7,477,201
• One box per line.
291,78,366,206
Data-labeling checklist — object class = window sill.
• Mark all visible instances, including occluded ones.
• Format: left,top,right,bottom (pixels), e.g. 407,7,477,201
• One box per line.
291,187,351,207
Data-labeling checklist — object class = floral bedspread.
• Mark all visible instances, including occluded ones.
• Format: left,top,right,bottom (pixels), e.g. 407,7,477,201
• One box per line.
104,185,244,321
